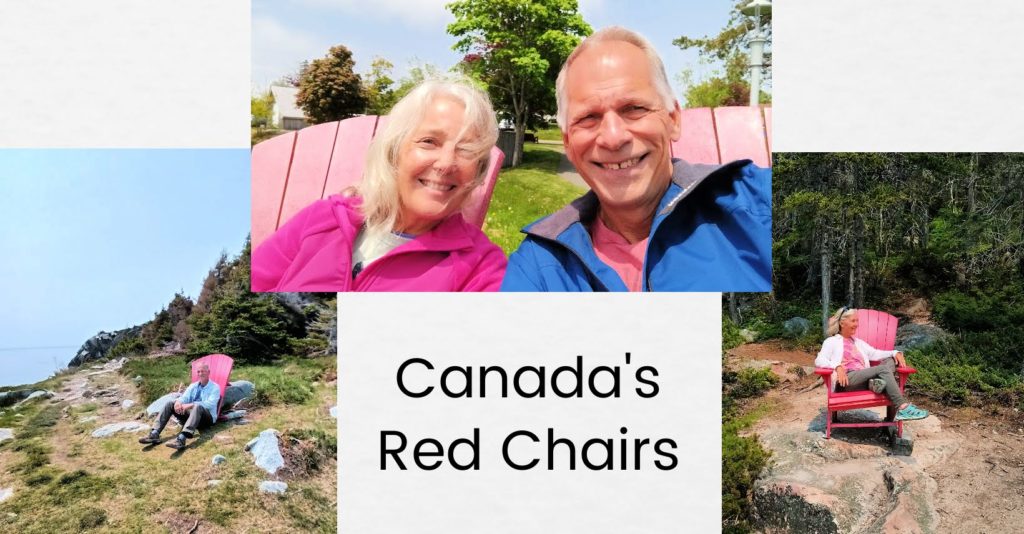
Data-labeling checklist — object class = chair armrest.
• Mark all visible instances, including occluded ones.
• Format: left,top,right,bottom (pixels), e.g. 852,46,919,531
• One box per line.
896,366,917,375
814,367,834,377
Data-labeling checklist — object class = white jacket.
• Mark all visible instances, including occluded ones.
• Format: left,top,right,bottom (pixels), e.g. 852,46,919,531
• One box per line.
814,335,897,370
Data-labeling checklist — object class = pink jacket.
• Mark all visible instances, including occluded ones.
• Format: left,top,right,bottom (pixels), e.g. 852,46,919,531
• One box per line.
251,195,507,292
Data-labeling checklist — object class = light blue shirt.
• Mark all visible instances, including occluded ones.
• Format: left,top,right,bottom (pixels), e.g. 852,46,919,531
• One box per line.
182,380,221,420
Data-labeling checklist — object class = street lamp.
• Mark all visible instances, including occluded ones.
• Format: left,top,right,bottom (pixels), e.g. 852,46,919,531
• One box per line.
741,0,771,106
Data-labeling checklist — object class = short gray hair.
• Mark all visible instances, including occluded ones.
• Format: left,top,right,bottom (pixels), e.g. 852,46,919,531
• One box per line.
357,78,498,237
555,26,676,131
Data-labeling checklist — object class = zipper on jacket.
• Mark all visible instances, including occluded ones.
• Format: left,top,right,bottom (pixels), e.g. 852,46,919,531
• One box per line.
526,233,609,292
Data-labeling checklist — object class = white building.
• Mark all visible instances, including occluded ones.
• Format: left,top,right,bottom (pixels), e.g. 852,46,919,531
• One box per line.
270,85,307,130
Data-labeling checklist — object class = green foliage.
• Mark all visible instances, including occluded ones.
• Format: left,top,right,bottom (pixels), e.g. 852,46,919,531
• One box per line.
251,90,274,127
447,0,591,165
483,143,585,253
727,367,780,399
362,56,398,115
296,45,368,124
107,336,146,359
721,363,776,532
121,355,189,404
723,315,745,350
906,335,1022,405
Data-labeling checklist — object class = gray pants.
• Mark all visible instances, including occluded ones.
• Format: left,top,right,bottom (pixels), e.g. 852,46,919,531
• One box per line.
836,358,905,407
156,400,213,438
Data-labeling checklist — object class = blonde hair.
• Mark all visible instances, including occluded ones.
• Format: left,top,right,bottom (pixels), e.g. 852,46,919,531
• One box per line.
357,78,498,237
555,26,676,130
827,307,857,337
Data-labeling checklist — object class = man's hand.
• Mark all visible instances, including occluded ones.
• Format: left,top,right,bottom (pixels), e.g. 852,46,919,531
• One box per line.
836,365,849,387
173,400,184,415
894,352,907,367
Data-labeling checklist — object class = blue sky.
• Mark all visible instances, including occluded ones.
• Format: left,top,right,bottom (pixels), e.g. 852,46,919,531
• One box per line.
0,149,249,386
252,0,742,100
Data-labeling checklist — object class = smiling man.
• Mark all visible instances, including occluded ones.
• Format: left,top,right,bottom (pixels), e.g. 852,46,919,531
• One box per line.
500,26,772,292
139,362,220,450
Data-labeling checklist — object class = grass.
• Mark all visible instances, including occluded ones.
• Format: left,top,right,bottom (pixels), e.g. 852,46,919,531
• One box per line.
534,126,563,142
484,143,586,254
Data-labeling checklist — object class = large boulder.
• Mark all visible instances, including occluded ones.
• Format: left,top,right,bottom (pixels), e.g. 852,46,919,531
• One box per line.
0,390,32,408
784,317,812,338
223,381,255,408
67,326,142,368
91,421,150,438
896,323,949,351
245,428,284,475
0,428,13,443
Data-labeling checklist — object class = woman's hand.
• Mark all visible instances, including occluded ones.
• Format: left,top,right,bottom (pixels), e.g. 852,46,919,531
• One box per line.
835,365,848,387
894,352,907,367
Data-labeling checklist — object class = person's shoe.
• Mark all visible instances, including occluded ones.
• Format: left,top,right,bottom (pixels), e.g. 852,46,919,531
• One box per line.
165,433,187,450
895,404,929,421
868,378,886,394
138,430,160,444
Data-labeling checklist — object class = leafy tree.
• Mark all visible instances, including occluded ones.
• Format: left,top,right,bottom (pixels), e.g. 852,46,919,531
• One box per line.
447,0,591,166
362,57,398,115
391,62,446,103
251,90,274,128
674,1,771,107
296,45,368,124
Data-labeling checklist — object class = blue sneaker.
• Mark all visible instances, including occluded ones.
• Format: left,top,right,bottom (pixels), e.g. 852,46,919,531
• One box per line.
895,404,928,421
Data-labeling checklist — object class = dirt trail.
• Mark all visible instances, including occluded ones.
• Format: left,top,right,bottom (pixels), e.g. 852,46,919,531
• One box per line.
731,342,1024,533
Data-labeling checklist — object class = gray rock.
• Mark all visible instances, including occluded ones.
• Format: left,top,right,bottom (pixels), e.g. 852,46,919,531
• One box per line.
783,317,812,338
0,390,32,408
222,381,255,407
68,327,142,367
207,479,222,487
91,421,150,438
896,323,949,351
212,454,227,465
245,429,284,475
0,487,13,503
0,428,13,443
235,419,251,425
329,406,337,418
121,399,136,410
221,410,247,420
146,392,181,416
259,481,287,494
132,375,143,384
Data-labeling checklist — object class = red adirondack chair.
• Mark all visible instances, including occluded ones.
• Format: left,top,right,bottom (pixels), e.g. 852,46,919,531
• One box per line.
814,310,917,438
251,115,505,249
190,353,234,422
252,106,772,249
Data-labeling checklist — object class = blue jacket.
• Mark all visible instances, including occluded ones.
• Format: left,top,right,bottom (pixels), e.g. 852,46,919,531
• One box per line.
500,159,771,292
182,380,221,420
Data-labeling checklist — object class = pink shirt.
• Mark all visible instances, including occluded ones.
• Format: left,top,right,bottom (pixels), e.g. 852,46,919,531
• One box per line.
590,217,648,292
840,337,866,372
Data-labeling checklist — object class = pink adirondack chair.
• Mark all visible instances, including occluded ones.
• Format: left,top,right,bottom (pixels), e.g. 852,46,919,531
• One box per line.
671,106,771,167
190,353,234,422
813,310,917,438
251,115,505,249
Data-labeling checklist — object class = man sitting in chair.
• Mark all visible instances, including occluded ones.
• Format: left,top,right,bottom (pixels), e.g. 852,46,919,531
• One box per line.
139,362,221,450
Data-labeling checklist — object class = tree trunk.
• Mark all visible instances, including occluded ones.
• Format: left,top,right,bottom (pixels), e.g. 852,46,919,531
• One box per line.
728,292,739,324
821,237,832,337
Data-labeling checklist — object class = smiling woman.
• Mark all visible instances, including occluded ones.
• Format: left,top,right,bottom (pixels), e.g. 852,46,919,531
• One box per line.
251,79,507,292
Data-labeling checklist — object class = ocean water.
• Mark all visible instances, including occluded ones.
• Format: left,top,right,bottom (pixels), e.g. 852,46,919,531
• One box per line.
0,348,73,388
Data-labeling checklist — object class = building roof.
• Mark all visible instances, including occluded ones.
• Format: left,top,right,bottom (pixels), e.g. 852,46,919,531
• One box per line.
270,85,305,119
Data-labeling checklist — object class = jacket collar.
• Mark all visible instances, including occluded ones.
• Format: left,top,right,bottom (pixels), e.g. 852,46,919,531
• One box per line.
330,194,479,253
524,158,752,240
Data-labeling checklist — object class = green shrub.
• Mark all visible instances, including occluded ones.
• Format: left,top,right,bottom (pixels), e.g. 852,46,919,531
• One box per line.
107,336,146,359
729,368,780,399
723,316,746,350
121,356,189,404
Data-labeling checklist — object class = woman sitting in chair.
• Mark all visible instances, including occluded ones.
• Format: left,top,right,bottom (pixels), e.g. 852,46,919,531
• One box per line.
814,307,929,421
251,79,506,292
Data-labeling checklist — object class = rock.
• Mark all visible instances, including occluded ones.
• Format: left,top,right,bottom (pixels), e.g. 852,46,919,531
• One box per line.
739,328,758,343
0,487,13,503
783,317,812,338
235,419,251,425
207,480,222,487
212,454,227,465
14,390,53,407
245,429,285,475
91,421,150,438
223,381,256,408
259,481,287,495
0,428,13,443
0,389,32,408
121,399,136,411
146,392,181,416
896,323,949,351
78,416,99,424
329,406,337,418
132,375,143,384
221,410,247,420
68,325,142,367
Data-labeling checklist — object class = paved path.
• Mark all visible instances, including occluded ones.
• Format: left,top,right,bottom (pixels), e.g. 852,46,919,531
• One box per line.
537,140,588,190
